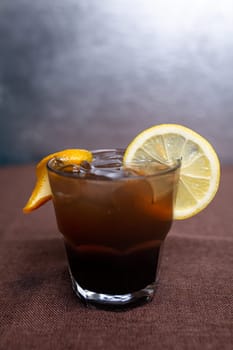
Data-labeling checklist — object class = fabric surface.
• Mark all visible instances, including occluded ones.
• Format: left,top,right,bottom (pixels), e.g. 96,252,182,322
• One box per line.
0,165,232,350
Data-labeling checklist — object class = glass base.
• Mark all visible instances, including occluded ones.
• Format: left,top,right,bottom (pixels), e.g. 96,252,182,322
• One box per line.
70,273,155,309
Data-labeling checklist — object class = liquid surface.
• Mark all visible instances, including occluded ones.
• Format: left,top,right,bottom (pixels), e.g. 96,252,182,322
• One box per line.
51,149,172,180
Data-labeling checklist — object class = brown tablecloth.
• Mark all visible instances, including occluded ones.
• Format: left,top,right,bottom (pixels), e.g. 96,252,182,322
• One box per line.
0,165,232,350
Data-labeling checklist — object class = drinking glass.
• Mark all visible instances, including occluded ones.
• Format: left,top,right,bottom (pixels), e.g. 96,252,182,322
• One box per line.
47,149,181,308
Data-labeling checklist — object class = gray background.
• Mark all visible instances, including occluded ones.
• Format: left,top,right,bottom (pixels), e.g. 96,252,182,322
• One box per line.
0,0,232,165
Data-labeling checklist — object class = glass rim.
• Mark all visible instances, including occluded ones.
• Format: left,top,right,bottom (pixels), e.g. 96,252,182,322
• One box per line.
47,148,181,181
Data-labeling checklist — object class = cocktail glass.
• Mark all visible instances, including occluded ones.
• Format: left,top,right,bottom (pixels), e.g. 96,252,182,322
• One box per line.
47,149,181,308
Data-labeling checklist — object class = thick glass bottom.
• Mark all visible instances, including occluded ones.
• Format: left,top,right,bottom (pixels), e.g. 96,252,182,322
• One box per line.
69,272,155,309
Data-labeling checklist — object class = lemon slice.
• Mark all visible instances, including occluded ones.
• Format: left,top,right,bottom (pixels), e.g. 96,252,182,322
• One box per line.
23,149,92,213
123,124,220,220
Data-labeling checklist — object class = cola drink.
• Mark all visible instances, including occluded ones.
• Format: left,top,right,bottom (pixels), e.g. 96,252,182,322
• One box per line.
47,149,180,307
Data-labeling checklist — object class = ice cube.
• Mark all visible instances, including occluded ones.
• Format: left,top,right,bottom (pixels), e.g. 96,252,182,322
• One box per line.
88,168,115,180
79,160,92,171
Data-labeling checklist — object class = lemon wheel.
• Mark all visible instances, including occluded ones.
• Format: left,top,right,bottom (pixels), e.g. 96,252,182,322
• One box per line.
123,124,220,220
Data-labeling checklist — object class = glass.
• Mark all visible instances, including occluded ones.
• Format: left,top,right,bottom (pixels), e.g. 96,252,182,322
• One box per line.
47,149,181,309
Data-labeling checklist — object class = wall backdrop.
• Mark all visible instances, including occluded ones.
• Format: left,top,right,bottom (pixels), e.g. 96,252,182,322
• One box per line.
0,0,233,164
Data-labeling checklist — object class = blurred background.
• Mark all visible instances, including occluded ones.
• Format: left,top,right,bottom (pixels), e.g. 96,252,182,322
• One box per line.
0,0,232,165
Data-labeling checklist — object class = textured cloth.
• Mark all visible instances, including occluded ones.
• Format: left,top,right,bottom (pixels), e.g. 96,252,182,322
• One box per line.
0,165,233,350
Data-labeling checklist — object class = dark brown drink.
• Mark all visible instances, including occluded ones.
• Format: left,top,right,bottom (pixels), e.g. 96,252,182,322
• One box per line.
47,149,180,307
